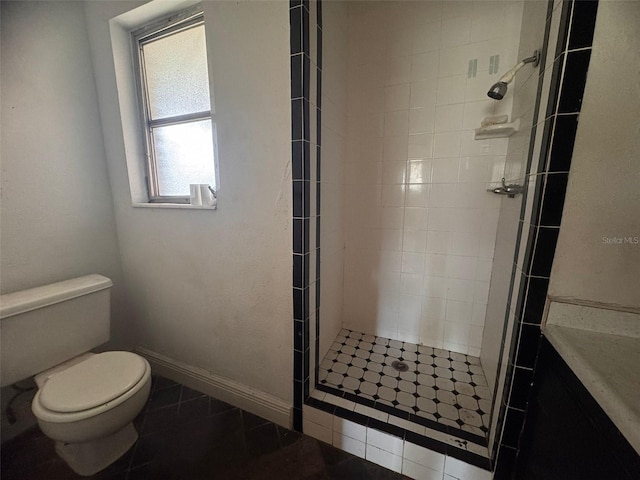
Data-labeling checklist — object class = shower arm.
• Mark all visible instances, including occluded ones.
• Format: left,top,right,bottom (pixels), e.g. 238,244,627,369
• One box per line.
497,51,540,86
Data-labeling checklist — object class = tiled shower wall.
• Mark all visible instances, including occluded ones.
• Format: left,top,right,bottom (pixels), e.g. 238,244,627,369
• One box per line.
341,1,524,355
481,0,552,394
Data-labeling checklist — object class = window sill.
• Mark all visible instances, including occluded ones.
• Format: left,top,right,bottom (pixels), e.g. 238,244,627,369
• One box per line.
132,202,216,210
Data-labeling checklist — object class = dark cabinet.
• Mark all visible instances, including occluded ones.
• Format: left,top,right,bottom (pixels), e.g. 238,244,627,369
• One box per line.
516,337,640,480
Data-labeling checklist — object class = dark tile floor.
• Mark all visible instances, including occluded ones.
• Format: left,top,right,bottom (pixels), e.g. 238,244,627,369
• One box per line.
1,376,411,480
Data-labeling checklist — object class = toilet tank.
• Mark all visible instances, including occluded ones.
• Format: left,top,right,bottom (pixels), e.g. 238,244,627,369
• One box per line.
0,274,113,387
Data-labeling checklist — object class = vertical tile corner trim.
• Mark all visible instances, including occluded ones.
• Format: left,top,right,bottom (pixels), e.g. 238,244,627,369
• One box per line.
291,0,321,431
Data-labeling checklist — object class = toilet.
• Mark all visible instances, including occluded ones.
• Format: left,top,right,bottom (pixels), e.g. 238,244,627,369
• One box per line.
0,275,151,476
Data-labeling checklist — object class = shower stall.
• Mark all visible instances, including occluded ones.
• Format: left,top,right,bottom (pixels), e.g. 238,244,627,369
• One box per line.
291,0,569,471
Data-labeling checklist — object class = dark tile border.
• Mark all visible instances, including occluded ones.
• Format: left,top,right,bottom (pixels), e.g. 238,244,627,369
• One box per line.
292,0,322,432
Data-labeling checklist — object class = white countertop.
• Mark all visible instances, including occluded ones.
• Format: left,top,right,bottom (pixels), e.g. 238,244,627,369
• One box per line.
544,301,640,455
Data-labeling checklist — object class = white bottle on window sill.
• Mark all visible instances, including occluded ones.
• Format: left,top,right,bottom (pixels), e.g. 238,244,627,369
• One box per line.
190,184,202,206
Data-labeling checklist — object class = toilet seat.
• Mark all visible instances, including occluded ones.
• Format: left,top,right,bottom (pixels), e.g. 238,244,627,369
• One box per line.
32,352,151,424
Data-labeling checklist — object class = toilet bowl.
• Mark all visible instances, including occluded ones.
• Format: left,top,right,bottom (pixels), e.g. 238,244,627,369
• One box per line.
0,274,152,477
31,351,152,476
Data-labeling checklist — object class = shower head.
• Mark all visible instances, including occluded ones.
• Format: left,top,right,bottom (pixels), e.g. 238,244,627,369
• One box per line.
487,81,508,100
487,50,540,100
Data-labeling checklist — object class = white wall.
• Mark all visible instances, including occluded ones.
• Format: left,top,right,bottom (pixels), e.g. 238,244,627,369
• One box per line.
0,0,127,440
319,1,348,361
549,0,640,311
84,1,293,404
341,1,523,355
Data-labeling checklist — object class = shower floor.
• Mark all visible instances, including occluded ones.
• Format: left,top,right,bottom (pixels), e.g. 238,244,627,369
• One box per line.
318,329,491,438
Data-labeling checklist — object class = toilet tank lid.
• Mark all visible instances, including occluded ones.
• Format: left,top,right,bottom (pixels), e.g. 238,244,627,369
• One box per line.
0,274,113,320
39,352,147,413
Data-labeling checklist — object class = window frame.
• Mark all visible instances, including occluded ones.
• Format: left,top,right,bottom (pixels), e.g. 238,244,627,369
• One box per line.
131,6,216,204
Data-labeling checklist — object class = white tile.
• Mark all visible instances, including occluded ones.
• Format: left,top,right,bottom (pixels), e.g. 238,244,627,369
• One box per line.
404,207,428,231
385,84,411,111
366,444,403,473
433,132,461,158
388,27,413,59
333,416,367,442
474,280,490,305
412,20,441,53
387,417,426,435
435,104,464,132
387,55,411,85
422,297,447,322
303,419,332,444
323,393,356,411
408,133,434,160
445,300,473,324
471,301,487,326
425,208,449,232
409,107,436,134
407,160,432,184
450,231,479,256
362,87,385,114
402,459,444,480
380,228,403,251
309,389,326,402
426,230,451,255
382,185,405,207
411,51,439,82
382,161,407,185
440,16,471,47
355,403,389,422
399,293,423,319
438,45,470,78
333,432,366,458
429,184,457,208
458,156,490,183
403,230,427,253
362,113,384,138
444,322,470,346
436,76,466,106
424,275,447,299
381,207,404,229
385,110,410,137
468,324,484,349
405,184,430,207
424,253,448,277
432,158,459,183
401,273,424,295
410,79,438,108
367,428,404,456
383,136,409,162
402,252,426,275
303,405,333,428
444,456,491,480
403,441,446,471
445,277,475,302
447,255,476,280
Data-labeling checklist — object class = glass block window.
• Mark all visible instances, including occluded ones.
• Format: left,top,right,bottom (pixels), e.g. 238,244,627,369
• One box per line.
133,8,216,202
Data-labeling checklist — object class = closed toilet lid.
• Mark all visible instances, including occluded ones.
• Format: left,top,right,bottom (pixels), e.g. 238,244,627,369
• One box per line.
39,352,147,413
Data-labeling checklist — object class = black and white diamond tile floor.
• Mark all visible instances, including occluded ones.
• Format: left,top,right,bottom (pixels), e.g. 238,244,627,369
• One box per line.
318,329,492,437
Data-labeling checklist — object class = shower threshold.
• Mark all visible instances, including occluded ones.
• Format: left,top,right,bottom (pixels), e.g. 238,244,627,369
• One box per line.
313,329,492,458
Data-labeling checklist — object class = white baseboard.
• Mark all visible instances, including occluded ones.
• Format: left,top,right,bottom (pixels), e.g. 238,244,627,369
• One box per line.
135,347,292,429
